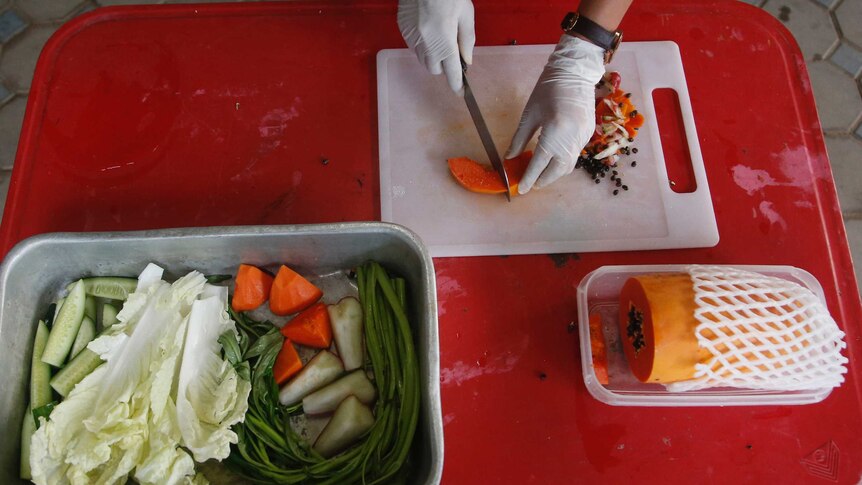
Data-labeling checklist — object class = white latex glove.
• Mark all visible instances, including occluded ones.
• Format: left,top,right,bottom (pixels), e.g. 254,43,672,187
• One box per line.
506,35,605,194
397,0,476,93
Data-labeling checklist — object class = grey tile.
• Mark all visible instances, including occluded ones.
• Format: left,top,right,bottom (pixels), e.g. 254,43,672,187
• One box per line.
764,0,839,60
0,81,11,104
829,42,862,77
0,169,10,225
0,9,27,44
856,122,862,140
836,0,862,48
75,3,98,15
826,136,862,213
98,0,160,5
811,0,839,9
0,24,58,92
738,0,766,6
0,95,25,170
15,0,88,23
808,60,862,132
842,218,862,289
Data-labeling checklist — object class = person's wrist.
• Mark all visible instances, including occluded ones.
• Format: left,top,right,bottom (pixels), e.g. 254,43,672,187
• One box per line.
568,31,600,47
560,12,622,63
556,33,606,58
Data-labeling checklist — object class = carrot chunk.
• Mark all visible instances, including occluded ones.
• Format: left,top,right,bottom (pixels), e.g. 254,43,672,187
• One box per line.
273,338,303,385
281,302,333,349
270,265,323,316
232,264,274,311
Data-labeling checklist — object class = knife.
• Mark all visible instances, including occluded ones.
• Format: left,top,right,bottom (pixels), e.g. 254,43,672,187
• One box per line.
460,57,511,202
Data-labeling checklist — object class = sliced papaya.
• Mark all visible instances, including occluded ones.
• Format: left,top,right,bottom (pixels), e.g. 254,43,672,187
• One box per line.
447,151,532,196
589,313,610,385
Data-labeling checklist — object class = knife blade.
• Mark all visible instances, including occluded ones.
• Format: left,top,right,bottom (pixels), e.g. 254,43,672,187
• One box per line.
460,57,511,201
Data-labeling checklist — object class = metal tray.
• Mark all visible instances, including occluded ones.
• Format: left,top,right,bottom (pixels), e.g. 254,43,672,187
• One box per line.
0,223,442,484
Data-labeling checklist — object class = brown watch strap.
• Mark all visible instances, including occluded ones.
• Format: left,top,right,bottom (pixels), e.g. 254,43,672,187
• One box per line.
561,12,623,63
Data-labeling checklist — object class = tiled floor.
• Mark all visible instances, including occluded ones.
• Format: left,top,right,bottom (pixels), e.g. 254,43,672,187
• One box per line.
0,0,861,274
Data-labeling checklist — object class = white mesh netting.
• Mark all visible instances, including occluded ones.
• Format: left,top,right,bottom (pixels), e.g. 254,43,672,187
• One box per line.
666,266,848,392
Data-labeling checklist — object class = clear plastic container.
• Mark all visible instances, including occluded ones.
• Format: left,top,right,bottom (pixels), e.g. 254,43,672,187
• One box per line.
577,264,836,407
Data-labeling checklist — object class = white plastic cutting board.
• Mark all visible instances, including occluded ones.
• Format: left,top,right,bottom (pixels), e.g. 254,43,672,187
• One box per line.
377,42,718,257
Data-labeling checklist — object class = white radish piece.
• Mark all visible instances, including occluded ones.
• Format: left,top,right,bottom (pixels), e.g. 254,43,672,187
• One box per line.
312,395,375,458
302,370,376,415
611,121,628,137
279,350,344,406
328,297,364,371
594,142,621,160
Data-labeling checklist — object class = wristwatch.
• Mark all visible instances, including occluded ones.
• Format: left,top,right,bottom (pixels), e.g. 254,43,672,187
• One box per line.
561,12,623,64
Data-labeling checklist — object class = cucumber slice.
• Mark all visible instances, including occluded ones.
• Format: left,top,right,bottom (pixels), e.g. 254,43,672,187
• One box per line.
50,349,102,397
70,316,95,359
20,405,34,479
67,277,137,301
53,298,65,322
30,321,52,409
84,296,97,320
101,303,119,328
42,280,86,367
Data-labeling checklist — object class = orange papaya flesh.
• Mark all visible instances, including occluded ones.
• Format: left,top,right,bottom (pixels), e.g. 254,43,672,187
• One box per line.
619,273,815,384
447,151,532,196
618,274,708,384
589,313,610,385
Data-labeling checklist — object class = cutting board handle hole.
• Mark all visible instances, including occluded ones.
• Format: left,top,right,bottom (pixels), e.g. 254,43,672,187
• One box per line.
653,88,696,194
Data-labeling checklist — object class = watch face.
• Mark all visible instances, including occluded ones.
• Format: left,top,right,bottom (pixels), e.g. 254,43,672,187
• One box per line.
561,12,578,31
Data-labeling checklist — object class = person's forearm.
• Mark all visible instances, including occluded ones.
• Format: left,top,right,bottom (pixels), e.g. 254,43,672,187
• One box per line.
578,0,633,31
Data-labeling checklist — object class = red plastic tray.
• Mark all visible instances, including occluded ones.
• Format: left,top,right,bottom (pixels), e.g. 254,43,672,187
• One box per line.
3,1,861,483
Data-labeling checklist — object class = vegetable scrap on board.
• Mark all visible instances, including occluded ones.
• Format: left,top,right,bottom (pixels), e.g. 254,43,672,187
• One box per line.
446,71,644,197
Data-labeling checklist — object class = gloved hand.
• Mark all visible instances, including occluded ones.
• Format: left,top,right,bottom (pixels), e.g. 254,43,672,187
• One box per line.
397,0,476,94
506,35,605,194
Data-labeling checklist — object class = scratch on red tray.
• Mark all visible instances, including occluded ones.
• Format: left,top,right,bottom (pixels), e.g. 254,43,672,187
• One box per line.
436,274,465,318
257,190,295,224
218,88,260,97
759,201,787,231
732,146,815,199
440,337,528,387
258,98,302,139
442,414,456,426
776,145,817,191
258,111,288,138
439,357,518,386
731,165,782,195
